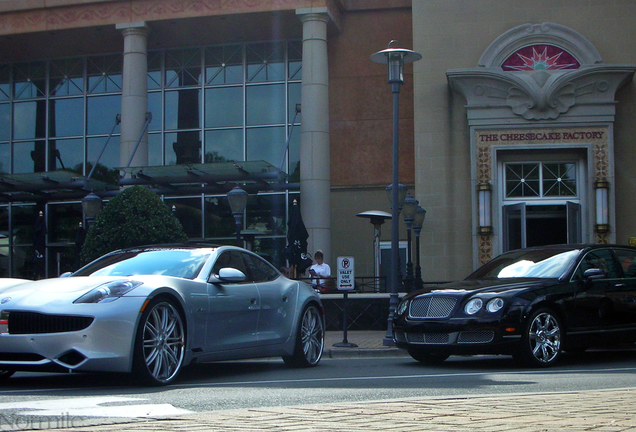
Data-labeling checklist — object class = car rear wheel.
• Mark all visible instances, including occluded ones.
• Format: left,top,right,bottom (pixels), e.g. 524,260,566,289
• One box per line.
408,349,450,365
516,308,562,367
283,304,324,368
133,298,186,386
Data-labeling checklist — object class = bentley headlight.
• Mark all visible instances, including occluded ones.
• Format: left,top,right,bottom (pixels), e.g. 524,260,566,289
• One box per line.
486,297,505,313
396,299,409,316
464,298,483,315
74,280,143,304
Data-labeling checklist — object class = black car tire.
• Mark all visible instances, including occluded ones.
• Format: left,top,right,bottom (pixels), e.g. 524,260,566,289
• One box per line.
283,304,324,368
515,308,563,367
0,370,14,380
407,349,450,365
132,297,186,386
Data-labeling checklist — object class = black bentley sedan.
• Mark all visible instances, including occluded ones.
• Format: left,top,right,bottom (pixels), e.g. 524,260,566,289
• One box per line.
393,244,636,367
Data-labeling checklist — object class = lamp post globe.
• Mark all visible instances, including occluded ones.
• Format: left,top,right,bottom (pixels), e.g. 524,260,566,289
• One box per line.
227,186,248,247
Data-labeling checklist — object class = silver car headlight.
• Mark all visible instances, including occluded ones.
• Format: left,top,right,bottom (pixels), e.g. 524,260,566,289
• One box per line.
74,280,143,304
464,298,483,315
396,299,409,316
486,297,505,313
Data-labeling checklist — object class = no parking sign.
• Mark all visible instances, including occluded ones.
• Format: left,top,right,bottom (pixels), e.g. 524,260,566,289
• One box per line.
337,256,355,291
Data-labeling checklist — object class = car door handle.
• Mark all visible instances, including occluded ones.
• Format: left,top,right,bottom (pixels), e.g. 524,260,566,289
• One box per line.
615,283,626,288
251,298,257,304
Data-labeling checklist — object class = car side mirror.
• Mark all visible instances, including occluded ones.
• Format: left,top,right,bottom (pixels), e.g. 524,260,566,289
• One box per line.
583,268,606,281
60,272,73,278
208,267,247,284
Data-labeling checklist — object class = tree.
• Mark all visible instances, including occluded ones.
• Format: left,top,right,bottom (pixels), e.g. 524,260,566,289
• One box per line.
80,186,188,265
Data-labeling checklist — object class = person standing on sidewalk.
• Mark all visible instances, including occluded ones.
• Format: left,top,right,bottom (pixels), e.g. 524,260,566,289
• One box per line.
309,250,331,293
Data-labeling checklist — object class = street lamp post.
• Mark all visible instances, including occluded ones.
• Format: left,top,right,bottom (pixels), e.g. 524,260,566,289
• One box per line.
227,186,248,247
402,195,418,292
81,192,103,230
372,41,421,346
413,206,426,291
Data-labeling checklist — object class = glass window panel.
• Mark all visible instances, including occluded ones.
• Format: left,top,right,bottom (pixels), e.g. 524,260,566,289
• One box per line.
49,98,83,137
288,82,301,123
13,62,46,99
50,138,83,173
505,163,540,198
0,143,8,174
205,87,243,128
165,89,202,131
246,193,286,236
0,64,10,100
167,197,202,238
246,126,285,166
165,48,202,88
253,236,287,270
87,94,121,135
12,246,32,279
147,51,162,90
87,54,122,94
246,42,285,83
13,101,46,140
288,40,302,80
14,141,45,173
204,195,235,238
0,103,9,141
11,205,39,245
165,131,201,165
48,245,76,277
246,84,285,126
204,129,243,163
48,202,82,243
148,91,162,132
543,163,577,197
287,131,300,182
205,45,244,85
87,136,120,184
49,58,84,96
148,133,163,166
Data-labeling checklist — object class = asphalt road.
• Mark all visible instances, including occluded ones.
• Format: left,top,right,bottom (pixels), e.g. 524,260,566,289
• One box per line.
2,348,636,423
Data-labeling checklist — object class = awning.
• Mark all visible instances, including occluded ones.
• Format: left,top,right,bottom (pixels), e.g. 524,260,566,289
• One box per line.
0,161,293,203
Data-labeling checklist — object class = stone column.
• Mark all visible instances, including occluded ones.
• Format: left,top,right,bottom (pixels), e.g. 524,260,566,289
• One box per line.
296,9,331,263
117,22,149,168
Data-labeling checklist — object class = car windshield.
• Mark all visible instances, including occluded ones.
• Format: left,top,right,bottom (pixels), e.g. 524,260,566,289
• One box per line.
467,248,580,280
73,248,212,279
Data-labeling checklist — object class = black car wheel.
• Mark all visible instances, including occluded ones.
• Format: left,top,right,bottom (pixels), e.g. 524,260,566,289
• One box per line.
133,298,186,386
408,349,450,365
516,308,562,367
283,304,324,368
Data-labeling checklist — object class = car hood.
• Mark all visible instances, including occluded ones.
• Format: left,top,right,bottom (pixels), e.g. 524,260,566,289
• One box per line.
407,278,556,300
0,276,142,309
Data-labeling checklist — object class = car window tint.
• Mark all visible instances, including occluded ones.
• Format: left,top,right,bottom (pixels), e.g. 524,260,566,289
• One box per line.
243,253,279,282
578,249,620,279
212,250,251,281
614,248,636,277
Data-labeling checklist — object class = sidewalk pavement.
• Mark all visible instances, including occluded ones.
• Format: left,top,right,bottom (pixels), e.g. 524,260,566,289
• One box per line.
33,331,636,432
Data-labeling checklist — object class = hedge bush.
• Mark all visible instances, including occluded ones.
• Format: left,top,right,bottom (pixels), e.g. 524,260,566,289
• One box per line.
80,186,188,265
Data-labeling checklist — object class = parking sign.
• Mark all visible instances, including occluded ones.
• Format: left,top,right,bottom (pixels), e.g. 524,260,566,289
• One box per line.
337,256,355,291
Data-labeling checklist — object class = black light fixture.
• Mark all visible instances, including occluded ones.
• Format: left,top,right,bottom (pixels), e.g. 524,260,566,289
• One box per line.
81,192,102,229
227,186,248,246
372,40,421,346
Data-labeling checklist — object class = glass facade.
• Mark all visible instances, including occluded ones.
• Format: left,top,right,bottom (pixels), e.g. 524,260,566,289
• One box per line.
0,40,302,278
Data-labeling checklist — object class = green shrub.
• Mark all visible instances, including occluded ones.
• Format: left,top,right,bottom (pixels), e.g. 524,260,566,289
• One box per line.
80,186,188,265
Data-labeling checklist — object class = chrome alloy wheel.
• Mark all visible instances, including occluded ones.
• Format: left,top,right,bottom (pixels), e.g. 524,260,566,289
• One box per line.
528,311,561,364
141,301,185,384
300,305,324,365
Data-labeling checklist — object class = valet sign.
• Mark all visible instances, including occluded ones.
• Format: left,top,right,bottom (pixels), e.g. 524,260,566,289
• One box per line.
337,257,355,291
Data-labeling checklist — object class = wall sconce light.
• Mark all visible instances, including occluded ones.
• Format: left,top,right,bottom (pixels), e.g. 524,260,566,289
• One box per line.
595,180,609,233
477,183,492,235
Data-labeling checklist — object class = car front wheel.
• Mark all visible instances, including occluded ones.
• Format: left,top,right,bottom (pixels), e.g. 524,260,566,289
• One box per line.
516,308,562,367
283,304,324,368
133,298,186,386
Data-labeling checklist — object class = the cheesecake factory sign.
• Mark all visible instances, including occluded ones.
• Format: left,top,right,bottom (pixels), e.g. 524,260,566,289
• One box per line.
477,128,606,144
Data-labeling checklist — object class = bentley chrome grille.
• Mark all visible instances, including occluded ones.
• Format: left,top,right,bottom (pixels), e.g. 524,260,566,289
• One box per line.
409,296,457,318
457,330,495,344
406,332,450,344
5,311,94,334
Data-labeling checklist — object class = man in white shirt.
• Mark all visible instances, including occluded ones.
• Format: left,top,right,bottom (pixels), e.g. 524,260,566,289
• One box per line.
308,250,330,293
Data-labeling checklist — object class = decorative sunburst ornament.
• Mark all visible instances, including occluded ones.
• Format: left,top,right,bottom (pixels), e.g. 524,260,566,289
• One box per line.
502,44,580,71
